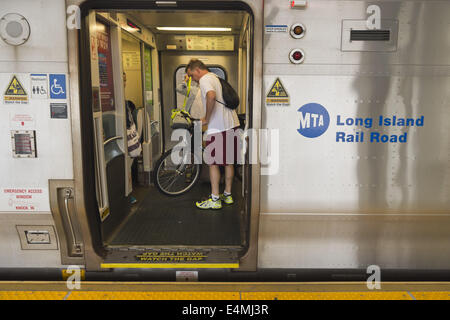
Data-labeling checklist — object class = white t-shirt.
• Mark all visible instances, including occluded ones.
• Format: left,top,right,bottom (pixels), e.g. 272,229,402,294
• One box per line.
176,83,205,119
199,72,239,135
190,89,205,120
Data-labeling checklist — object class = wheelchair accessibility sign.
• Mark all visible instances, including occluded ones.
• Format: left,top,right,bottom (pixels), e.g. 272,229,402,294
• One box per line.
49,74,66,99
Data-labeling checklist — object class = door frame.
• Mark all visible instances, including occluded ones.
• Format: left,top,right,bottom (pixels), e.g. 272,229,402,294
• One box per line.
69,0,262,272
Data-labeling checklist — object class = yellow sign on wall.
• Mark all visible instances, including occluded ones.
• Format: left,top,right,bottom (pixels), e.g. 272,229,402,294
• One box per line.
266,78,289,106
4,75,28,104
186,35,234,51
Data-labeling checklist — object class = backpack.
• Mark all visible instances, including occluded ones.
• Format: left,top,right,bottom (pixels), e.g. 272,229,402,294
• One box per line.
215,77,240,110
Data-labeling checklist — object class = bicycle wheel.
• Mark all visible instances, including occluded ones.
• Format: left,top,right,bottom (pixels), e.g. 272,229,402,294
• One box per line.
153,148,202,196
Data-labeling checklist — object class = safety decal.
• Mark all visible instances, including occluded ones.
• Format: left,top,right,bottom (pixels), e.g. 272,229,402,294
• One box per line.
4,75,28,104
100,207,110,222
136,251,207,263
266,78,290,106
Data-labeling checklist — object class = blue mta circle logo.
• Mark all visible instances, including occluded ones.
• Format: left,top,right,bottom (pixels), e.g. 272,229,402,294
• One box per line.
297,103,330,138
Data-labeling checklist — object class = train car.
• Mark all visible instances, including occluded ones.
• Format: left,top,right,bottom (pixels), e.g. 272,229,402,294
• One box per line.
0,0,449,281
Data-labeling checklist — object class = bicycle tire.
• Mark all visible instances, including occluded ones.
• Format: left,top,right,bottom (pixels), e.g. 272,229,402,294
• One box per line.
153,148,202,196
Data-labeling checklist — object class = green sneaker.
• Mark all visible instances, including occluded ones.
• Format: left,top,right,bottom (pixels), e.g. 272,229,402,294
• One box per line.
220,193,234,205
196,196,222,210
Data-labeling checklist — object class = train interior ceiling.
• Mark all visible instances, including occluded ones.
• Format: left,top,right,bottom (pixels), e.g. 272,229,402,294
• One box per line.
88,9,252,253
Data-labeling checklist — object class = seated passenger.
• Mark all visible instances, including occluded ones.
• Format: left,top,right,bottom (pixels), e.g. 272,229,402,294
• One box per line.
123,71,141,205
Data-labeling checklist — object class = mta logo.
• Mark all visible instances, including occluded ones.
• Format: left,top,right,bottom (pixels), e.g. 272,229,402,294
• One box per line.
297,103,330,138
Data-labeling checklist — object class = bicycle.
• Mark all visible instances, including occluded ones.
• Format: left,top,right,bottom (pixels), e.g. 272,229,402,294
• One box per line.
153,112,243,196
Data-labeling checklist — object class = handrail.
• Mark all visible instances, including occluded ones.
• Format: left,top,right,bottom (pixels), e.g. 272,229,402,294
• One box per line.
103,136,123,145
63,188,83,256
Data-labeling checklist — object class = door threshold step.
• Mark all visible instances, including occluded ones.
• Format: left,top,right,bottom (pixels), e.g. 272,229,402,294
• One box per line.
102,248,240,269
104,245,244,251
100,262,239,269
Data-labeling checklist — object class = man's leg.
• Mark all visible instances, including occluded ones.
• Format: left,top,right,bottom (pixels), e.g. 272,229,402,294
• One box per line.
196,129,224,209
224,164,234,194
196,164,222,210
209,164,221,197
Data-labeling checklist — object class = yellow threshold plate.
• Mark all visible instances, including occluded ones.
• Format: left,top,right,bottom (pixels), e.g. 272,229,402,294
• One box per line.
101,263,239,269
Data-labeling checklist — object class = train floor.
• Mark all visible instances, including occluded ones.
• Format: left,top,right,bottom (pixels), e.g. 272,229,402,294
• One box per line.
106,176,244,247
0,281,449,300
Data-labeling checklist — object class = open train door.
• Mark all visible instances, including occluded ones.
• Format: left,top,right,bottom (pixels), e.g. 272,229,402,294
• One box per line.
69,0,263,272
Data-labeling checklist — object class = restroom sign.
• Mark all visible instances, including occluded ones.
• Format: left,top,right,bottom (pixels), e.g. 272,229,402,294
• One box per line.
30,74,48,99
4,75,28,104
266,78,290,106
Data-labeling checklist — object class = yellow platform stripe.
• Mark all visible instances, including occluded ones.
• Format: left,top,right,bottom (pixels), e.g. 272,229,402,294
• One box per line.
241,291,414,300
67,291,240,300
1,281,450,300
410,292,450,300
0,290,449,300
0,291,67,300
100,263,239,269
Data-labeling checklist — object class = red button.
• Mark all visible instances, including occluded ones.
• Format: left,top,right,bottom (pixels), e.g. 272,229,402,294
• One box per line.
293,51,303,60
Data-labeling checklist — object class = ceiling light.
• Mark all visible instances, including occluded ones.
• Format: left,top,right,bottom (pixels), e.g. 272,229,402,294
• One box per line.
156,27,232,32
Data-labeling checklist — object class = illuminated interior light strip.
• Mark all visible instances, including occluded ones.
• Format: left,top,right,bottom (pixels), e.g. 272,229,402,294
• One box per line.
156,27,232,32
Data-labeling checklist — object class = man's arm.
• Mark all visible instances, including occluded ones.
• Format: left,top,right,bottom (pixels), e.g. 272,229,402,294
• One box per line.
203,90,216,124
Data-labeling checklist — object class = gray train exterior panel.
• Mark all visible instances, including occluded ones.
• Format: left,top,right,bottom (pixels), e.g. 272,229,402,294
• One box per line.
1,0,449,273
259,0,450,269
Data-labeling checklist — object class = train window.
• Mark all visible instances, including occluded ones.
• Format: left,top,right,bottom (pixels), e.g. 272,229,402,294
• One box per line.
174,65,227,110
122,32,144,108
208,67,227,80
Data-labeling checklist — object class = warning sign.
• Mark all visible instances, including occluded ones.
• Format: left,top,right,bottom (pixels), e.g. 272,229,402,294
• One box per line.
100,207,110,222
136,251,207,263
266,78,290,106
4,75,28,104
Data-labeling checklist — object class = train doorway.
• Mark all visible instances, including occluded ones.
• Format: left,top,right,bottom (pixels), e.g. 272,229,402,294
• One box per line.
80,3,254,268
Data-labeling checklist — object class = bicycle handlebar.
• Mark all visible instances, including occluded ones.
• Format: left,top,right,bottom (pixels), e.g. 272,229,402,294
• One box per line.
179,111,200,122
